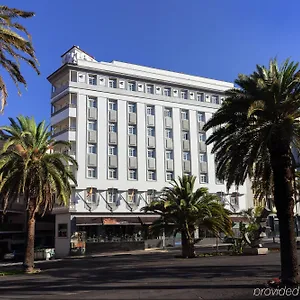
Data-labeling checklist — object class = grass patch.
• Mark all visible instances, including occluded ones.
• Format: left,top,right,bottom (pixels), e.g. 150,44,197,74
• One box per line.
0,268,41,276
0,270,24,276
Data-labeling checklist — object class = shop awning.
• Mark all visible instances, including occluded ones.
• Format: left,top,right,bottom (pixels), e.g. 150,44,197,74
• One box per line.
76,216,159,226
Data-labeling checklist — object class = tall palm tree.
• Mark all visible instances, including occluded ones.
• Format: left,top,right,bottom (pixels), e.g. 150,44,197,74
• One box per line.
0,116,77,273
0,6,39,111
204,59,300,285
142,175,232,258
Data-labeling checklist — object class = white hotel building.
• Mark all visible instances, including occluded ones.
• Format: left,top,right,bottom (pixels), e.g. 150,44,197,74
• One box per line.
48,46,253,257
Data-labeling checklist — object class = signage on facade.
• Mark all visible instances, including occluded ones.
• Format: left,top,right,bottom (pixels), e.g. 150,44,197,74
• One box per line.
103,218,118,225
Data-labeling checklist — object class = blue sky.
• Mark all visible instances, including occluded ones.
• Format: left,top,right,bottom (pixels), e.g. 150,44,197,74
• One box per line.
1,0,299,125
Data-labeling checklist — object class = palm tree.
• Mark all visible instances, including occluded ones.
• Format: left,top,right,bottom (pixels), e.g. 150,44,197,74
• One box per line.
0,6,39,111
204,59,300,285
142,175,232,258
0,116,77,273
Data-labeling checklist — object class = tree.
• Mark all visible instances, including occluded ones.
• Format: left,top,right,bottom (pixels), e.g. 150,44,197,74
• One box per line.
142,175,232,258
0,6,39,111
204,59,300,285
0,116,77,272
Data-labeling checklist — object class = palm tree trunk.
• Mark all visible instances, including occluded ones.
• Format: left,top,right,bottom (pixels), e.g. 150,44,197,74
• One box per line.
270,146,300,285
23,206,36,273
181,230,195,258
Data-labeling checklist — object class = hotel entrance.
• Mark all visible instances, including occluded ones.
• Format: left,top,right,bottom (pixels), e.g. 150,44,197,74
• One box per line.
71,215,160,254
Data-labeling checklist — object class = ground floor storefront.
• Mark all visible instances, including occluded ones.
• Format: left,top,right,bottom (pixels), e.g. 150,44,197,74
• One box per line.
54,213,167,257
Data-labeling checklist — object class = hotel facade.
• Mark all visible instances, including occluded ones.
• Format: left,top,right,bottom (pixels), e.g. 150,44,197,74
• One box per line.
48,46,253,257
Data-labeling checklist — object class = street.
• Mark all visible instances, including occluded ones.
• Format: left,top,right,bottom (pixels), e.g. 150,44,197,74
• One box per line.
0,250,299,299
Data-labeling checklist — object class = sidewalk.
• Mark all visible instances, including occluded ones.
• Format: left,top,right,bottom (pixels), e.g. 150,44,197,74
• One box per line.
0,248,170,268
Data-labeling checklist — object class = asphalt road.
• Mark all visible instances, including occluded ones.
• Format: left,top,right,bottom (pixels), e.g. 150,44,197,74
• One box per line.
0,250,300,299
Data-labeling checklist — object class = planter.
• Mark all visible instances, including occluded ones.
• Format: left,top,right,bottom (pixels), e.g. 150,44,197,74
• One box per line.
243,247,269,255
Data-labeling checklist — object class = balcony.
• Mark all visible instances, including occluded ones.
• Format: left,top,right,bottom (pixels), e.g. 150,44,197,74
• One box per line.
51,93,77,125
52,104,76,116
52,117,76,141
51,72,69,98
51,105,77,126
55,142,76,159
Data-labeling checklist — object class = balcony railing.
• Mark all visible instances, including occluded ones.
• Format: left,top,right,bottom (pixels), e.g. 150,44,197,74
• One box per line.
51,126,76,137
51,104,76,116
51,84,68,97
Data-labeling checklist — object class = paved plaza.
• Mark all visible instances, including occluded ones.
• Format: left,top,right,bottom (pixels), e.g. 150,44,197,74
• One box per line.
0,250,300,299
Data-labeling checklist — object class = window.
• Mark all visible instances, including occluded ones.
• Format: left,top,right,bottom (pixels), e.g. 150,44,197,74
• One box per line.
183,152,190,161
148,149,155,158
198,112,205,122
58,224,68,238
88,121,97,131
108,146,117,155
164,108,172,117
166,172,174,181
128,147,137,157
166,150,173,160
108,100,117,110
70,71,77,82
181,90,188,99
107,189,117,203
87,167,97,178
216,178,224,184
147,127,155,136
211,95,219,104
163,88,171,97
200,173,208,183
148,171,156,181
128,81,136,91
70,93,77,106
129,170,137,180
86,188,97,203
128,189,137,202
230,193,239,206
109,78,117,88
88,96,97,108
108,123,117,132
146,84,154,94
88,74,97,85
88,144,97,154
182,131,189,140
147,189,156,203
199,153,207,162
146,106,154,115
128,126,136,135
108,168,117,179
181,110,188,120
128,103,136,113
165,129,172,138
197,93,204,102
199,133,206,142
